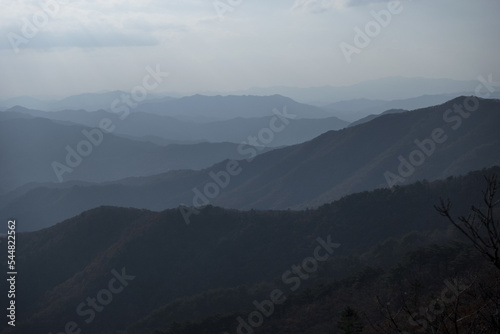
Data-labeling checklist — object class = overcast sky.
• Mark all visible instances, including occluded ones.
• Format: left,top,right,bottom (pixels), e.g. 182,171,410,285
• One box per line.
0,0,499,98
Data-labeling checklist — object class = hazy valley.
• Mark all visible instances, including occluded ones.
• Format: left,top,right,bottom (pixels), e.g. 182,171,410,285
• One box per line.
2,2,499,332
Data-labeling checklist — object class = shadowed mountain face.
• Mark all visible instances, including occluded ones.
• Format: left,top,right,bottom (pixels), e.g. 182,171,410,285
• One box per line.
347,109,407,127
0,167,496,334
2,97,499,232
202,96,500,209
322,92,500,122
322,94,460,122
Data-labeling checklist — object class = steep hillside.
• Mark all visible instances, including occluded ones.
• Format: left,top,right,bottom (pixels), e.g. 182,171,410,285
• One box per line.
0,167,497,333
2,97,498,231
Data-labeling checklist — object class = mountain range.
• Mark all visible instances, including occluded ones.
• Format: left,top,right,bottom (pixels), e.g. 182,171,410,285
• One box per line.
0,166,496,334
0,114,274,193
0,91,171,112
134,94,333,120
0,77,484,111
322,91,500,122
2,96,499,232
194,77,480,105
4,98,348,147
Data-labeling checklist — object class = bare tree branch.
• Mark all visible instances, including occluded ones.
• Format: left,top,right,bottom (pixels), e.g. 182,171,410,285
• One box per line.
435,175,500,270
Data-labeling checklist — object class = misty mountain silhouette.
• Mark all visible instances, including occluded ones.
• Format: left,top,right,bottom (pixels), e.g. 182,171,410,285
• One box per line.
2,96,499,232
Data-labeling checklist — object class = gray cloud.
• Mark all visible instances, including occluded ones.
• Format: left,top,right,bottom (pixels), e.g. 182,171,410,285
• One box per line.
291,0,393,14
0,30,159,51
1,0,500,99
347,0,391,7
291,0,338,14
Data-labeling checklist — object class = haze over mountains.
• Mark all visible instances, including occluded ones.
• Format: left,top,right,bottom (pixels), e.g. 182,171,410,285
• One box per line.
3,96,349,147
230,77,480,105
0,115,273,193
0,91,170,113
1,78,500,334
136,94,332,120
0,95,351,193
0,77,484,111
3,0,500,331
2,96,499,232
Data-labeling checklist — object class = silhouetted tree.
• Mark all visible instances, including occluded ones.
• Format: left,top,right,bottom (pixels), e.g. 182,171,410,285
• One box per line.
435,175,500,270
367,176,500,333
